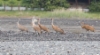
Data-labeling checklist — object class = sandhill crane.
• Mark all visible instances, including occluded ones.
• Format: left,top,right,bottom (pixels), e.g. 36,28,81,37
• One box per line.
32,17,41,35
17,19,28,32
37,18,49,33
51,18,65,34
81,22,95,32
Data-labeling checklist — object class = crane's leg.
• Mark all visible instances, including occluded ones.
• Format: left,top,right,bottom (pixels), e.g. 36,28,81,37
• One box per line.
84,30,89,37
19,30,23,34
22,30,28,34
34,31,38,37
45,31,49,36
35,32,39,37
26,30,29,33
47,32,50,35
37,31,41,36
38,32,41,36
55,31,59,37
41,30,43,33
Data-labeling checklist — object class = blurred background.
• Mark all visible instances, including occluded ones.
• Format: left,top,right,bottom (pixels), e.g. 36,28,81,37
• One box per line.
0,0,100,19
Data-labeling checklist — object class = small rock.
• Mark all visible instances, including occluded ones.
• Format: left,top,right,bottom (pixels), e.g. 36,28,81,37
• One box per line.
96,21,98,22
81,52,85,55
67,50,71,53
96,54,100,55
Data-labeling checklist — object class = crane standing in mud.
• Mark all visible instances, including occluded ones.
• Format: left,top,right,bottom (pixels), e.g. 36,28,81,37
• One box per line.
51,18,65,34
81,22,95,32
17,19,28,32
37,18,50,34
31,17,41,35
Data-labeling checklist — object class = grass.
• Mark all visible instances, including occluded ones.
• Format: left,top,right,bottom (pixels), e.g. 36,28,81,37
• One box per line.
0,9,100,19
50,9,100,19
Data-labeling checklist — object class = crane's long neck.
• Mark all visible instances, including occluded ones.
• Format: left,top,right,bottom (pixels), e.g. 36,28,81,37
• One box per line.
38,19,40,24
17,19,20,25
81,22,85,26
32,20,36,26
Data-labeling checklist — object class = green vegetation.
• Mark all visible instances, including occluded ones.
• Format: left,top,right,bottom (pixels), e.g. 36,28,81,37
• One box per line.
0,0,70,11
21,0,70,11
89,0,100,12
0,0,100,12
0,9,100,19
0,0,100,19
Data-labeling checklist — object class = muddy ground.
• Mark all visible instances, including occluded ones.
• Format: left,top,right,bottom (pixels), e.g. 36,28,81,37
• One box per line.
0,18,100,41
